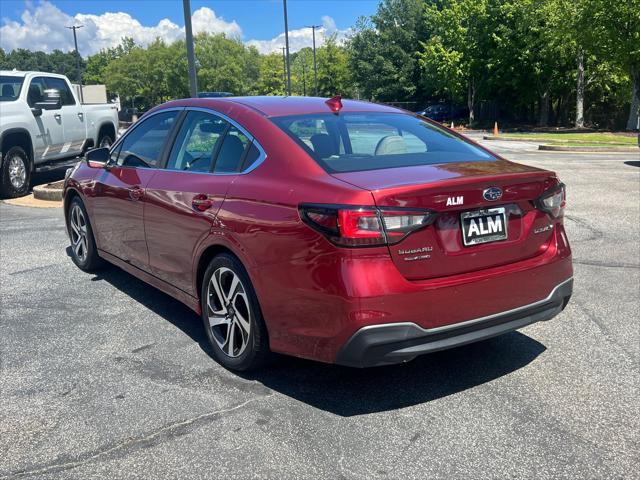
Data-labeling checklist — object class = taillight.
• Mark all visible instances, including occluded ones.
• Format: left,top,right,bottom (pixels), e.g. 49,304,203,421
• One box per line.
299,204,436,247
534,183,566,218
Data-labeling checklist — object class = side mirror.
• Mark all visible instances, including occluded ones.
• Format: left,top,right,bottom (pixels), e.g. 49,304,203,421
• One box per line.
85,147,111,168
34,89,62,110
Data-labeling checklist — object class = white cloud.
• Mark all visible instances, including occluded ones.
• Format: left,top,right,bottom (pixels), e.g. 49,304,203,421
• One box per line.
246,15,351,54
0,1,242,55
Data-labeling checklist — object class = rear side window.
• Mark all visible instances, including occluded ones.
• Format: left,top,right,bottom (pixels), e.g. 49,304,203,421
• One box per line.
166,111,227,172
0,76,24,101
272,112,495,173
116,111,178,168
214,125,250,173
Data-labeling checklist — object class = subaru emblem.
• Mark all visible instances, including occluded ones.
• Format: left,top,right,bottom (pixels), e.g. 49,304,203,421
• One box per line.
483,187,503,201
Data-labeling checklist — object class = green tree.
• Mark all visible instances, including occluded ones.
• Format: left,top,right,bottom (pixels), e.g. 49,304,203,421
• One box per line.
85,37,135,85
256,52,286,95
581,0,640,130
291,47,313,96
316,35,352,97
192,33,260,96
348,0,424,102
418,0,498,125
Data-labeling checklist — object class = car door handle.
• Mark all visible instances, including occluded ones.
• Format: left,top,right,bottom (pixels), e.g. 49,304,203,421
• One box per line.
192,194,213,212
128,186,145,201
77,112,84,120
54,114,61,120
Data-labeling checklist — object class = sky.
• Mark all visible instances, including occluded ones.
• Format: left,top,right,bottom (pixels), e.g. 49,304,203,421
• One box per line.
0,0,379,56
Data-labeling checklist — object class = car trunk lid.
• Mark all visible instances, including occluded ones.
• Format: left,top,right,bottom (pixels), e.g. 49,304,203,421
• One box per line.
332,160,559,280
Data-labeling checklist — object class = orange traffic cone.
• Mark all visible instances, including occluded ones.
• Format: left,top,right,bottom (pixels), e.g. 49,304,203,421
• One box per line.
493,121,499,136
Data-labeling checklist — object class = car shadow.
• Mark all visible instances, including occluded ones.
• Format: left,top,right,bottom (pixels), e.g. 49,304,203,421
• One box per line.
81,254,546,417
624,160,640,168
243,333,545,416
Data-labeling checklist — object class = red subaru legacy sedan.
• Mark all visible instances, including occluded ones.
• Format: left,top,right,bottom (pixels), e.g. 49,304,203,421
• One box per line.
64,96,572,370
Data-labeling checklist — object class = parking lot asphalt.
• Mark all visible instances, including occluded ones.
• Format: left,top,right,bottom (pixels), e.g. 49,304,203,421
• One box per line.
1,143,639,479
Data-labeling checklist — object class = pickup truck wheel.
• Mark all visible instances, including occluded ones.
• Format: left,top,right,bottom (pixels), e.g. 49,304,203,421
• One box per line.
66,197,104,271
1,146,31,198
98,133,113,148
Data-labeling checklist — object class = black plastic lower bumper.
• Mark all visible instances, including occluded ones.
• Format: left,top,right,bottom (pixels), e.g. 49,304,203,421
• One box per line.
335,278,573,368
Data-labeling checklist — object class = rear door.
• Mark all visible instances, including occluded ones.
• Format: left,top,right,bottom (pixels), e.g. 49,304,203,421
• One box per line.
91,110,179,270
144,109,252,295
45,76,85,155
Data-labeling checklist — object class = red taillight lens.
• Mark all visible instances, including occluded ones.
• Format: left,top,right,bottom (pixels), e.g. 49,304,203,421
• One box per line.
534,183,566,218
299,204,435,247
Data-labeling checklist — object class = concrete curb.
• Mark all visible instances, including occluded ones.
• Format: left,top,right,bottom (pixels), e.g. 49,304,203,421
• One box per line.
483,135,540,142
33,180,64,201
3,194,62,208
538,145,637,152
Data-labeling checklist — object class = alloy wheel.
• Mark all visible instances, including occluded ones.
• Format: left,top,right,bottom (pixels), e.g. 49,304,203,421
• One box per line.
206,267,251,358
69,204,89,262
99,136,112,148
8,155,26,190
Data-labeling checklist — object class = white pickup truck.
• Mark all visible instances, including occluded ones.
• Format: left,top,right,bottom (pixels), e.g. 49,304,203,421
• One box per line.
0,71,119,197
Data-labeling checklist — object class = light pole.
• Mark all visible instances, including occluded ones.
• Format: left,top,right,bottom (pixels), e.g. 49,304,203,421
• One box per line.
305,25,321,96
65,25,84,102
281,47,287,93
301,59,306,96
183,0,198,98
282,0,292,96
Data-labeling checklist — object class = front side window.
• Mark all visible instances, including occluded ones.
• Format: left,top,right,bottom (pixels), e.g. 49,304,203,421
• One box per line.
272,112,495,173
27,77,47,107
116,111,178,168
166,111,226,172
0,76,24,102
45,77,76,106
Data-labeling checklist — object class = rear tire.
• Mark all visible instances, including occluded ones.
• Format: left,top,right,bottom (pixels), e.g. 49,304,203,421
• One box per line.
1,146,31,198
200,254,270,371
66,196,104,271
98,132,113,149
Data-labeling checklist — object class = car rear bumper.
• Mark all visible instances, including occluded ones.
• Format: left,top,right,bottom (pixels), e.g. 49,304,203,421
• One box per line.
335,277,573,367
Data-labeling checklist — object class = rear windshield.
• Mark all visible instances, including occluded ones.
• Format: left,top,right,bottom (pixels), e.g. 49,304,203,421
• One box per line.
0,75,24,102
271,112,495,173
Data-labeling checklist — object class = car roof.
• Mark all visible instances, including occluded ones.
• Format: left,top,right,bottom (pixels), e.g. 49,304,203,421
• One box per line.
0,70,27,78
159,96,403,118
0,70,70,79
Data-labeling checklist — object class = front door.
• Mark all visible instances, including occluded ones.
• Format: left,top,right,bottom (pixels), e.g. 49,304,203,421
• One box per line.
144,110,251,295
27,77,64,160
91,110,180,270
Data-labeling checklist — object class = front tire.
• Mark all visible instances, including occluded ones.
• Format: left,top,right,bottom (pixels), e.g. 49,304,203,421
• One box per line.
66,196,103,271
201,254,270,371
1,146,31,198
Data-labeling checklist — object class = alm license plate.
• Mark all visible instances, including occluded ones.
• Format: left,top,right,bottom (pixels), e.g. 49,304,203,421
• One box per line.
461,207,508,246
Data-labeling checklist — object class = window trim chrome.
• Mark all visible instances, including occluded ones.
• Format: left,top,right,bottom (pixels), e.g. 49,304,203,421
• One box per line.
185,106,267,175
109,107,185,160
109,105,266,175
